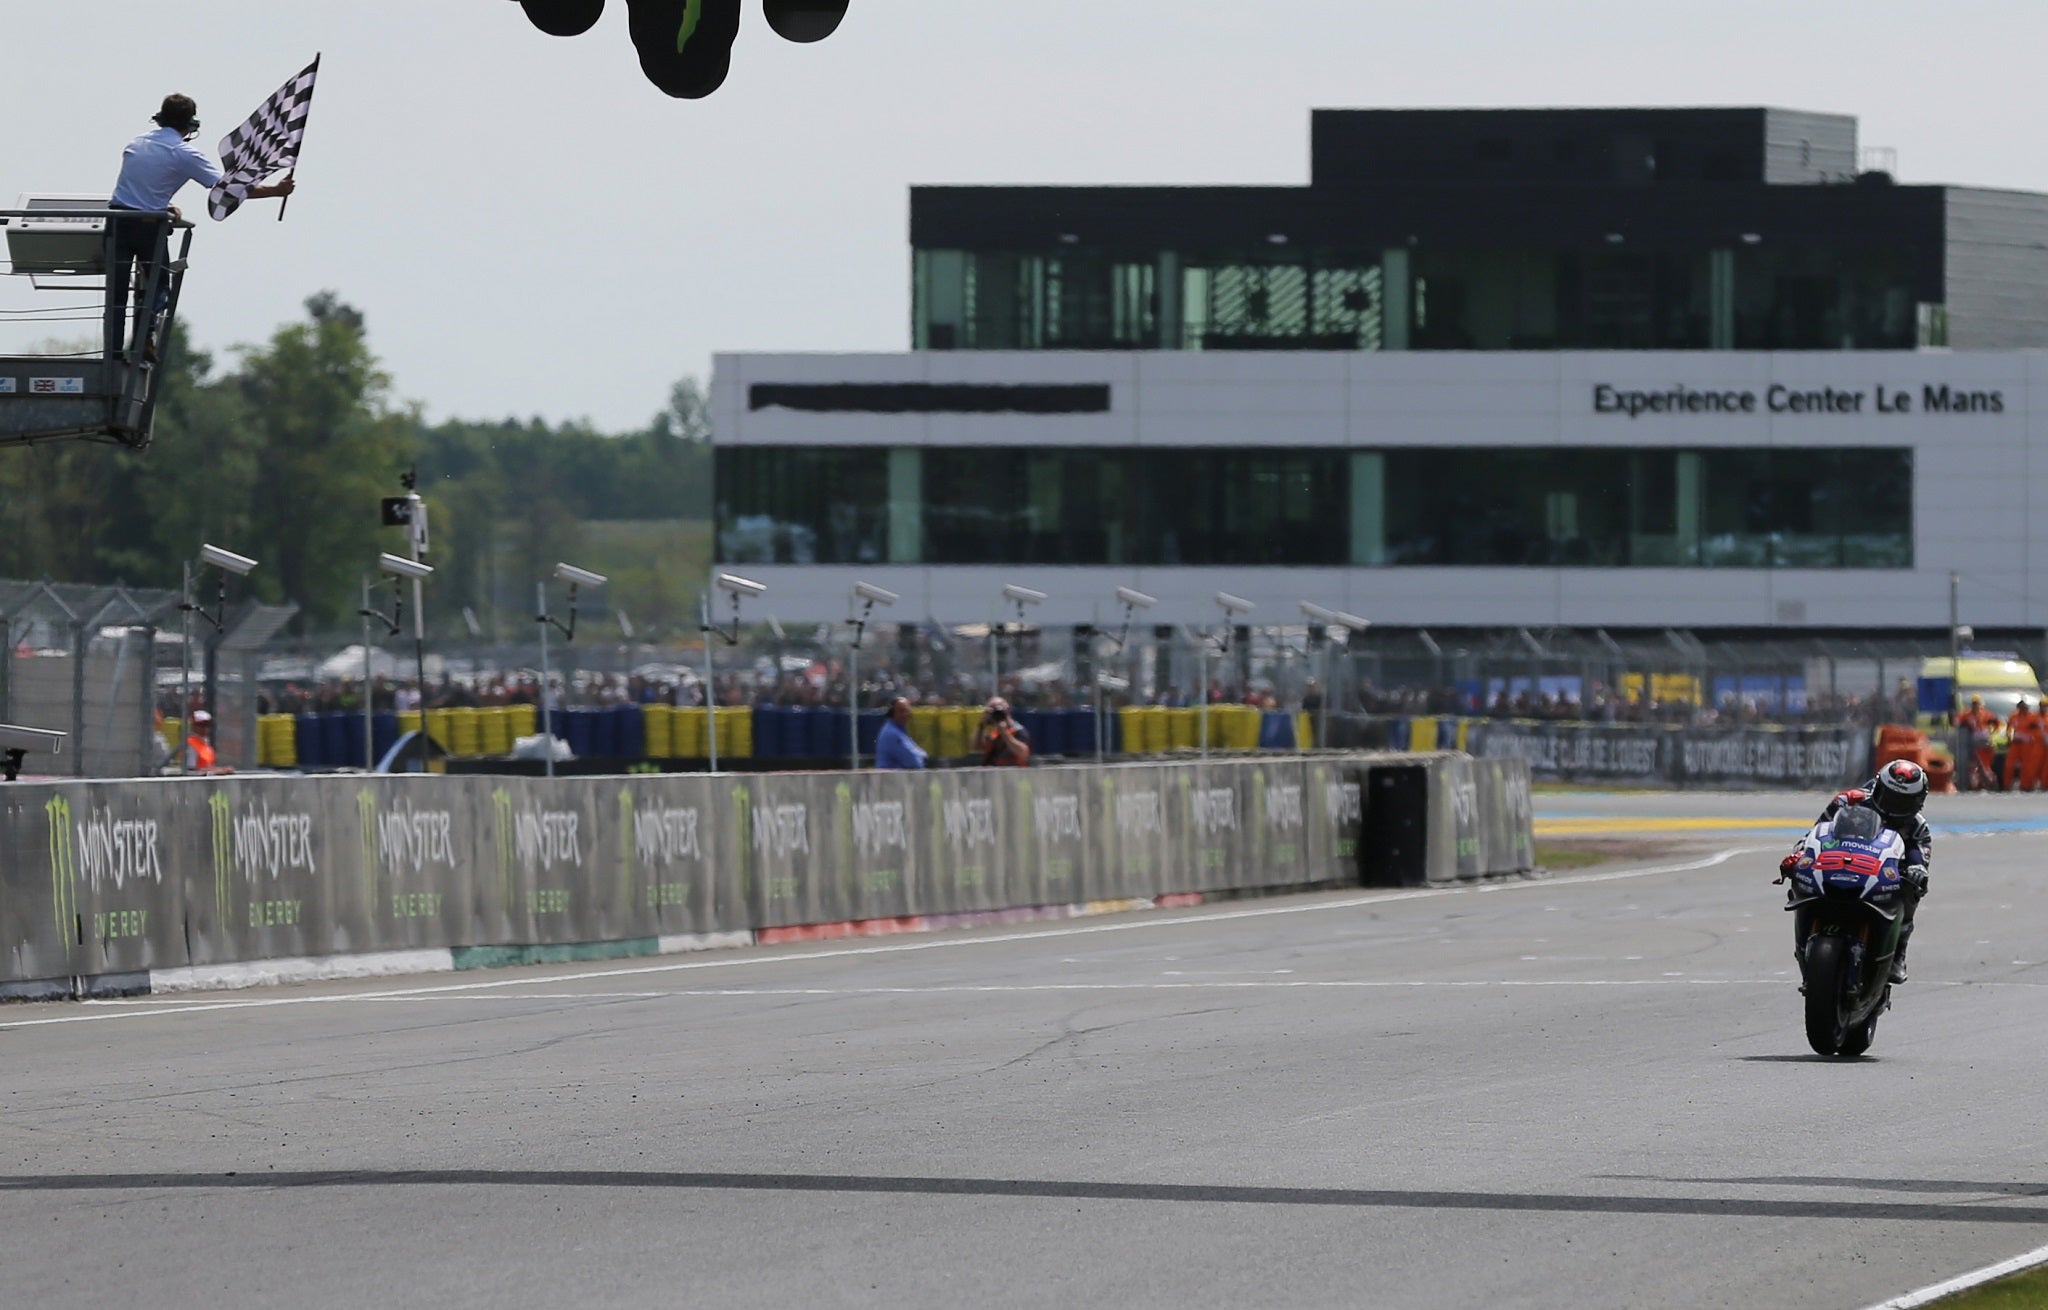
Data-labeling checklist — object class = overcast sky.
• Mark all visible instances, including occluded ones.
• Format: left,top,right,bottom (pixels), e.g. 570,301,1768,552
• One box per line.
8,1,2048,431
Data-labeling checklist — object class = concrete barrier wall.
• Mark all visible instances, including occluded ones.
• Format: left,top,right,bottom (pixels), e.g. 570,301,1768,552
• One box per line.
0,753,1532,995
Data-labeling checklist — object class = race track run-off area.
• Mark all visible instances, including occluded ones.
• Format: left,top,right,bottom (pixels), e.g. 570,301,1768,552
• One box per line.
5,790,2048,1310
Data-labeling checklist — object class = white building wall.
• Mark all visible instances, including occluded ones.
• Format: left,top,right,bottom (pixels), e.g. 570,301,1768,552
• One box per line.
713,350,2045,630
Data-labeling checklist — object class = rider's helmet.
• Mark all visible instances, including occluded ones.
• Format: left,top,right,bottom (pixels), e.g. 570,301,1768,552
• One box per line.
1870,759,1928,824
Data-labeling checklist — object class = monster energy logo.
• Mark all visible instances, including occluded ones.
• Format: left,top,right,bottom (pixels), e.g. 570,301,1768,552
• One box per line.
493,788,515,903
46,795,75,935
357,788,378,904
209,790,233,925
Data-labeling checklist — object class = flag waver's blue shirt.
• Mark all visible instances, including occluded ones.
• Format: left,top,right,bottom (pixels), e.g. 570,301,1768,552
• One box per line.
110,127,223,210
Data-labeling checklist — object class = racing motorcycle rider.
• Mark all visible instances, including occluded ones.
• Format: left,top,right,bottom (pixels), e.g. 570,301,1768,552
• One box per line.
1777,759,1931,984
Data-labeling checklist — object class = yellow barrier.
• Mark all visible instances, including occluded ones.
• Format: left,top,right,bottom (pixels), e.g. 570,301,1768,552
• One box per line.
1166,707,1199,751
1297,712,1314,750
508,704,538,741
713,705,753,759
1409,717,1440,752
644,704,673,758
936,707,974,760
909,706,942,755
257,714,296,767
477,706,513,756
671,707,706,758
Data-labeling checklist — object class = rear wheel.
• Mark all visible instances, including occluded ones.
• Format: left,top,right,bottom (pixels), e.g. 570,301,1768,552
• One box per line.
1803,934,1853,1056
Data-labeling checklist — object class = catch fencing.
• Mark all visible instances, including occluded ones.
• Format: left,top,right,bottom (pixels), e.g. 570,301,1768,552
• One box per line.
0,752,1532,996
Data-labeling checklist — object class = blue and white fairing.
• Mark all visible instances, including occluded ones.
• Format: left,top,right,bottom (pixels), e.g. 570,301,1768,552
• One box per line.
1788,807,1906,916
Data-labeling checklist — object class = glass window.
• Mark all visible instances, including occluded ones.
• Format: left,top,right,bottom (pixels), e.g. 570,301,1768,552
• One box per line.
923,449,1133,564
715,448,889,565
1697,448,1912,567
1384,450,1647,565
1137,450,1348,565
1733,244,1917,350
717,446,1911,570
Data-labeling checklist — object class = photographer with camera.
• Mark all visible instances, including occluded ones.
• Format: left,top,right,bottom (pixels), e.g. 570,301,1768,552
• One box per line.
974,696,1032,768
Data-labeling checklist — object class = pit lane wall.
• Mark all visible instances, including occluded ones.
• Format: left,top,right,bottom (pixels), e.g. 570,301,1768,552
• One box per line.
0,754,1532,998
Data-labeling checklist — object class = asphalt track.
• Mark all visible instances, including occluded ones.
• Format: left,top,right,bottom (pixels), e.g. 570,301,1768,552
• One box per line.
5,789,2048,1310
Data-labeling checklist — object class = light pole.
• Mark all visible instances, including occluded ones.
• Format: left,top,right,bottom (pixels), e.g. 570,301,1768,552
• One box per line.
1301,602,1370,751
537,562,607,779
360,553,434,769
379,471,432,710
848,582,899,771
178,544,256,773
701,572,766,774
1201,593,1255,758
1098,586,1157,764
994,584,1046,700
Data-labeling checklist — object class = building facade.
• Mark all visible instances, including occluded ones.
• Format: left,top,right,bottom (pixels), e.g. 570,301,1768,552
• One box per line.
713,348,2044,628
714,108,2048,632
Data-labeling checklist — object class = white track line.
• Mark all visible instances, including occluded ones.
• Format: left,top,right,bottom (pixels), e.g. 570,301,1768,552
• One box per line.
1858,1239,2048,1309
1,843,1779,1031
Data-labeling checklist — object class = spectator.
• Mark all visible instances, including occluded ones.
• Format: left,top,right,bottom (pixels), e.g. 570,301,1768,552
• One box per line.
874,696,926,770
973,696,1031,767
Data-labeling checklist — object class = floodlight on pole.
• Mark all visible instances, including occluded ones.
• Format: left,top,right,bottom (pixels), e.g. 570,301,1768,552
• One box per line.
179,542,257,774
846,582,900,771
536,561,607,778
992,583,1047,696
1300,601,1369,751
700,572,767,773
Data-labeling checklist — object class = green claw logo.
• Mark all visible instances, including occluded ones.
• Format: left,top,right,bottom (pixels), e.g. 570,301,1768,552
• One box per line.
208,790,233,925
492,787,515,903
45,794,75,936
356,787,378,904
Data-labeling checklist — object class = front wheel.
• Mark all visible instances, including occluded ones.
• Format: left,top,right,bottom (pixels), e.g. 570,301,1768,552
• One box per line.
1802,934,1854,1056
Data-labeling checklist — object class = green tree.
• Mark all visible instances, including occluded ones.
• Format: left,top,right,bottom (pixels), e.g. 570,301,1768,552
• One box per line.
236,293,417,626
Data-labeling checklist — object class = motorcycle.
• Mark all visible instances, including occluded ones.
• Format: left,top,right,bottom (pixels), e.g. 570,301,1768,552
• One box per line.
1781,804,1907,1057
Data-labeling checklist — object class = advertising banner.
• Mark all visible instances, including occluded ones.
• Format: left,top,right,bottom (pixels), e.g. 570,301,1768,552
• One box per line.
1466,721,1669,785
35,778,192,978
351,776,475,951
1670,727,1868,790
1467,720,1867,790
620,773,728,938
0,751,1536,988
1302,757,1364,886
1096,764,1173,902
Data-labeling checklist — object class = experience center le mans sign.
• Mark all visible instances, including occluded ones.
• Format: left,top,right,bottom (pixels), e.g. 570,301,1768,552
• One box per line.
1593,383,2006,418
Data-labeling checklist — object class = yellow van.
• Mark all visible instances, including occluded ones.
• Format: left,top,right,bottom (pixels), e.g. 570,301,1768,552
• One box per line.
1919,654,2046,726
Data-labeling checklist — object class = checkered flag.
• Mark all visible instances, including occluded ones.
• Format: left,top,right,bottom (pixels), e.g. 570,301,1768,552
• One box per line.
207,55,321,221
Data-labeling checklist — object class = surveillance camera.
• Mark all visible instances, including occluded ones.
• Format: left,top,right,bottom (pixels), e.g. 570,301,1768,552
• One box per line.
716,572,767,597
197,543,257,576
1301,601,1369,631
0,722,65,754
555,562,609,588
378,552,434,581
1214,592,1255,616
1115,586,1158,610
1002,584,1048,606
853,582,900,607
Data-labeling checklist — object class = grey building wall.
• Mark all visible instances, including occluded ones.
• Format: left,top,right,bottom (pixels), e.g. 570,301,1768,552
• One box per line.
1946,187,2048,350
1762,110,1858,184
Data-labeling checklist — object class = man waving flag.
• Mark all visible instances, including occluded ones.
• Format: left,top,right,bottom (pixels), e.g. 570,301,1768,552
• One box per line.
208,55,320,221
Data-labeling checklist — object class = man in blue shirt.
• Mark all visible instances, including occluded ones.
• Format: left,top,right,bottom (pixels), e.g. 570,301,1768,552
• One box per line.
105,93,294,360
874,696,926,770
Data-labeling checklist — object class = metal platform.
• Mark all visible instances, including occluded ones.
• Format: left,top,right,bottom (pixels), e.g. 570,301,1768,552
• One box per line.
0,203,192,450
